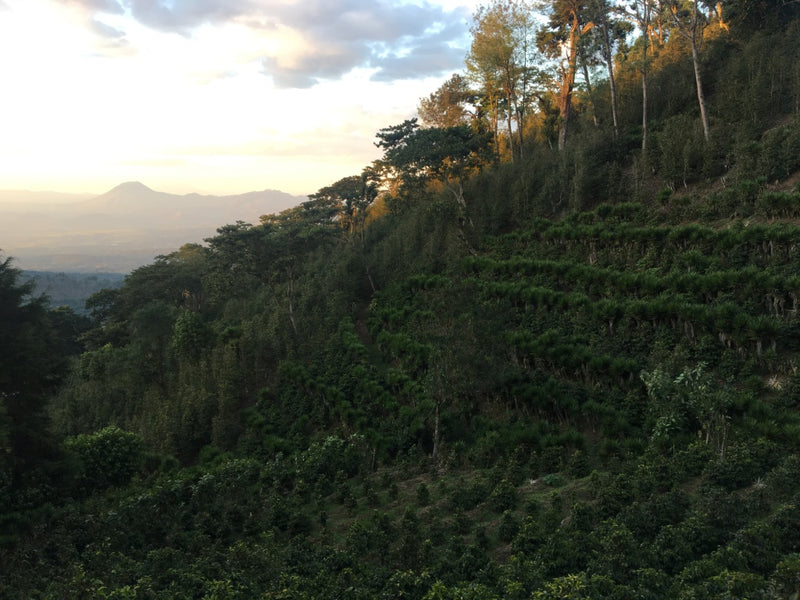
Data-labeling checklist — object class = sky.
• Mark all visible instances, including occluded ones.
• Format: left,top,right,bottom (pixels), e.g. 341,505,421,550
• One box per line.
0,0,481,197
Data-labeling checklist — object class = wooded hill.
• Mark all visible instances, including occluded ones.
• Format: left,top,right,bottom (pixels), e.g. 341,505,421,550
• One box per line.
2,1,800,597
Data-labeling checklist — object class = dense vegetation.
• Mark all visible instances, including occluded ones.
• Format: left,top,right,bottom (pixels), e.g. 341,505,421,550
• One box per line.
3,0,800,597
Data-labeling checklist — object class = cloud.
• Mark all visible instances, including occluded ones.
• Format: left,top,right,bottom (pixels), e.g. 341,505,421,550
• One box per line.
72,0,472,86
263,0,471,86
127,0,254,34
369,18,468,81
67,0,124,14
90,17,126,41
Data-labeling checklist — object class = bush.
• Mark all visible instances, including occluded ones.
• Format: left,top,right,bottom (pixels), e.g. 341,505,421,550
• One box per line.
542,473,565,488
416,482,430,506
758,118,800,182
489,478,517,512
498,510,519,543
566,450,590,478
656,115,706,190
65,426,145,492
704,438,780,490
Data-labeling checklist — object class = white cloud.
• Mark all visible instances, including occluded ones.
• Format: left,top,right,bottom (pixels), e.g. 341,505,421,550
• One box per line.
0,0,480,196
65,0,472,86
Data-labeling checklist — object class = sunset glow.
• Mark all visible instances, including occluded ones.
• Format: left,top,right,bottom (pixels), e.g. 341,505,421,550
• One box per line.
0,0,480,196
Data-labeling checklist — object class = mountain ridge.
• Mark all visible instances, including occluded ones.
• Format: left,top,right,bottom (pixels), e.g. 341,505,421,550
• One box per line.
0,182,308,272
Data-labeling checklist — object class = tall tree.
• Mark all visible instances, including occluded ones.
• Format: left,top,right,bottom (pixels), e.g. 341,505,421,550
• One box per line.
538,0,596,150
467,1,515,159
310,170,378,246
466,1,538,161
509,2,541,159
375,118,422,197
668,0,712,140
381,124,492,208
585,0,632,138
622,0,658,151
257,198,342,335
0,256,66,512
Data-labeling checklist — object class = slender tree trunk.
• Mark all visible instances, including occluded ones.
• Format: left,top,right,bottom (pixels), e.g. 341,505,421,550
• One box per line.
690,30,711,140
506,100,515,162
365,264,377,293
673,0,711,141
641,0,650,152
431,401,440,471
655,0,666,44
504,63,516,162
580,48,599,127
490,92,500,160
287,267,298,335
642,71,649,152
515,75,526,159
601,22,620,139
558,16,592,150
558,43,578,150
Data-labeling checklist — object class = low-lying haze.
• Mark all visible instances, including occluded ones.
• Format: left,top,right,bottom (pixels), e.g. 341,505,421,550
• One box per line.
0,182,306,272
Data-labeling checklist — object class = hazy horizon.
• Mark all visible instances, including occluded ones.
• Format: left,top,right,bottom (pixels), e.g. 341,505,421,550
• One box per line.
0,180,307,202
0,181,309,273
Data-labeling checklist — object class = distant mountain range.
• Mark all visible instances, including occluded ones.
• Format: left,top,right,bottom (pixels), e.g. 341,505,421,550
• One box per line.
0,182,307,272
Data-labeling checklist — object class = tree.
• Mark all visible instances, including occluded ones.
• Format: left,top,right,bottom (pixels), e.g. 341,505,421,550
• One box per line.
418,73,477,129
111,244,210,318
172,309,213,361
84,287,120,325
467,3,507,159
65,425,145,492
510,2,544,158
585,0,633,138
0,255,67,510
538,0,596,150
668,0,712,140
467,0,540,161
204,221,263,301
641,363,731,456
309,170,378,246
623,0,657,151
379,123,491,210
256,198,343,335
375,118,422,196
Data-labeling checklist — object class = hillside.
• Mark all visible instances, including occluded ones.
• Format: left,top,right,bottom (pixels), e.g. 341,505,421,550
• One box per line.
2,4,800,599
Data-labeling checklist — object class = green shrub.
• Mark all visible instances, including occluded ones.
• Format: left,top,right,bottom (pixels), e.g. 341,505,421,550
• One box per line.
65,426,145,492
758,118,800,182
416,482,430,506
498,510,519,543
704,438,780,490
566,450,590,478
542,473,565,488
657,115,706,190
489,478,517,512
